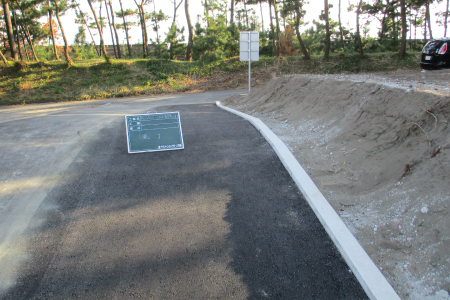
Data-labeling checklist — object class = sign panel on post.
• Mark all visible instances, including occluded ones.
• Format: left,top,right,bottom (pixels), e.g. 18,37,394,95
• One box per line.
125,112,184,154
240,31,259,62
240,31,259,93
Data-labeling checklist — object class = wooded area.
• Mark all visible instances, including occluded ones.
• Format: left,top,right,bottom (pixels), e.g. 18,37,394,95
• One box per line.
0,0,448,65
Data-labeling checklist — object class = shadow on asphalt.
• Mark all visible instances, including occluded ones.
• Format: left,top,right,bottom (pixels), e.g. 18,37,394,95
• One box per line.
2,104,368,300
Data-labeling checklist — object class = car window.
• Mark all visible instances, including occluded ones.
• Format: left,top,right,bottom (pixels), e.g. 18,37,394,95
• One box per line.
423,40,444,53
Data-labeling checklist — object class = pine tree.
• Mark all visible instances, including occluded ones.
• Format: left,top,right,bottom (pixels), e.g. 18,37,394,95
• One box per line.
116,5,137,58
134,0,150,58
107,0,121,58
294,0,310,59
185,0,194,60
53,0,74,66
87,0,111,62
19,0,47,61
324,0,330,57
356,0,364,56
193,0,231,61
165,23,185,60
399,0,407,56
44,0,59,60
75,5,100,56
168,0,183,58
117,0,133,57
149,5,169,58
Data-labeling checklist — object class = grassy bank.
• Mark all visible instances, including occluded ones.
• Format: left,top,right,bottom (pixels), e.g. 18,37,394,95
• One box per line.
0,52,421,106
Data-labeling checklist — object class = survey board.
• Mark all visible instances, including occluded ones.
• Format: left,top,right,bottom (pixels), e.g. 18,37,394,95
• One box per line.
125,112,184,153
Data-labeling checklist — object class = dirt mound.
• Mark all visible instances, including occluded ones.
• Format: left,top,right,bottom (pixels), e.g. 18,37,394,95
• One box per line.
223,73,450,300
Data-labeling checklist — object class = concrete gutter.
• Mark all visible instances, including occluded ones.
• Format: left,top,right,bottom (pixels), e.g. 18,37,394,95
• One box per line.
216,101,400,300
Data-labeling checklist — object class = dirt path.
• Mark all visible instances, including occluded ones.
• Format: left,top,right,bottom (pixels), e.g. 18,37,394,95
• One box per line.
223,69,450,300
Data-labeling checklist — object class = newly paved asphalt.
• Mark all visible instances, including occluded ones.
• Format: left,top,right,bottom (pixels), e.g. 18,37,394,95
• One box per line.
1,100,368,299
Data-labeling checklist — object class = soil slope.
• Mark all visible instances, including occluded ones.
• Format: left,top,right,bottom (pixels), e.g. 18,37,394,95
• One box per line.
223,70,450,300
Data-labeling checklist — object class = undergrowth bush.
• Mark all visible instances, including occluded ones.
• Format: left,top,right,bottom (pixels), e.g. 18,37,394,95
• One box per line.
14,60,28,72
0,52,421,106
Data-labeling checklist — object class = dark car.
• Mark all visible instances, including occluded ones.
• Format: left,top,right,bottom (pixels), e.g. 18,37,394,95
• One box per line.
420,38,450,69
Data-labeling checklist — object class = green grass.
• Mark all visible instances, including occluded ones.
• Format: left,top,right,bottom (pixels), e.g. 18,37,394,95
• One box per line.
0,52,421,106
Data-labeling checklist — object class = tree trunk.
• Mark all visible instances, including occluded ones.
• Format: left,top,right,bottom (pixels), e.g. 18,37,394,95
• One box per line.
99,2,103,35
170,0,183,58
230,0,234,24
392,6,398,50
137,1,152,57
426,2,433,39
379,0,392,42
273,0,281,56
269,0,276,55
204,0,209,27
399,0,407,56
409,10,412,49
294,0,310,60
47,7,51,49
379,17,386,41
152,1,159,44
77,6,100,56
0,50,7,63
20,27,30,61
172,0,183,24
48,8,59,60
135,5,146,57
445,0,449,37
54,0,74,65
108,0,121,58
11,8,23,61
185,0,193,61
173,0,177,24
324,0,330,57
356,0,363,56
139,5,149,57
244,2,248,27
260,1,264,30
338,0,345,50
20,7,39,61
104,0,117,58
2,0,17,61
24,25,39,61
151,1,161,56
415,14,417,48
23,36,30,61
87,0,111,62
118,0,132,57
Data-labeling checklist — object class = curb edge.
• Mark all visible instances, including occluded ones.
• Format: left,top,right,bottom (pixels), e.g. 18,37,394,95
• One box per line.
216,101,400,300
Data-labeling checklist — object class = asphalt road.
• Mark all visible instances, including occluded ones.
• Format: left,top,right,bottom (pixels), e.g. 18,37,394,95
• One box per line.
0,93,368,299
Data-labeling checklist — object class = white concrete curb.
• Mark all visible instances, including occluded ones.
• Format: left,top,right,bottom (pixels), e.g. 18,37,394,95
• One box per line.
216,101,400,300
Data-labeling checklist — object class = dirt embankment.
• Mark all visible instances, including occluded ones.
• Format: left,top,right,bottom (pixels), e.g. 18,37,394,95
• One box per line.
223,70,450,300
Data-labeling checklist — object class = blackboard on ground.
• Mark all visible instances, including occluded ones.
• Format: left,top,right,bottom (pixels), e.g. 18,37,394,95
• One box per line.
125,112,184,153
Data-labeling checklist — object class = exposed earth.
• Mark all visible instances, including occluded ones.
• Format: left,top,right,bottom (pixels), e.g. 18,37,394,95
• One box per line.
222,69,450,300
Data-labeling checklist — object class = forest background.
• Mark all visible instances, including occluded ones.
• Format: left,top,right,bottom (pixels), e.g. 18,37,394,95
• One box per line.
2,0,450,63
1,0,450,105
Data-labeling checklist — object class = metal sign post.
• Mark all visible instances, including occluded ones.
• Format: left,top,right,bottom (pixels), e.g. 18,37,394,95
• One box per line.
248,58,251,93
240,31,259,93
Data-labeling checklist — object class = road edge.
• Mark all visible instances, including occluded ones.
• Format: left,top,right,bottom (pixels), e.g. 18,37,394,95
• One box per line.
216,101,400,300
